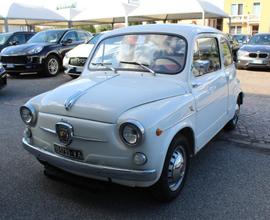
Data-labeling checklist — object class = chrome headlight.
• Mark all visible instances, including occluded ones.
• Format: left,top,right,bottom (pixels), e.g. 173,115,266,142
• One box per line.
27,46,43,55
237,50,249,57
119,120,144,146
20,104,37,126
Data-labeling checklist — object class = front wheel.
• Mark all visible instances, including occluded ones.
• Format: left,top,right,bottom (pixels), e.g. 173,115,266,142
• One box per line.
151,135,189,202
43,55,61,77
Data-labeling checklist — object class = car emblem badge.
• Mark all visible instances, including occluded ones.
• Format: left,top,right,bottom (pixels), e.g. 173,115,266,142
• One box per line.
55,122,73,145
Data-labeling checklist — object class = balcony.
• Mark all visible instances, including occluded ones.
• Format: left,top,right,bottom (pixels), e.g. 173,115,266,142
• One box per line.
230,14,260,24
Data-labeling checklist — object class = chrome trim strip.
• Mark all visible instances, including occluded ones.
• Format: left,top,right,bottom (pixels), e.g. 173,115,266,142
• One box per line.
40,126,56,134
39,126,107,143
22,138,156,182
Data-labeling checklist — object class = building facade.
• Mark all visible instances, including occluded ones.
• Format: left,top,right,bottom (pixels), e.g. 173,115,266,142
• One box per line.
224,0,270,34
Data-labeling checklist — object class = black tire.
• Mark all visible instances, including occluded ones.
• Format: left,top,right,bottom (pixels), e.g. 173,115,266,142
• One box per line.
151,135,189,202
225,104,240,131
43,55,61,77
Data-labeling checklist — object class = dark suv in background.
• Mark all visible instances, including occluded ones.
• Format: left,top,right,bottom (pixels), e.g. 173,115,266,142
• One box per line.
0,31,35,51
0,29,92,77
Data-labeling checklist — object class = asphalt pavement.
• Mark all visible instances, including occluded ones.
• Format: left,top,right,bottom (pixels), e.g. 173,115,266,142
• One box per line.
1,73,270,220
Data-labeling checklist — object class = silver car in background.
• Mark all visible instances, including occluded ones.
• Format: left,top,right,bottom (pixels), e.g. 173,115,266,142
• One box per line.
63,33,104,78
237,33,270,69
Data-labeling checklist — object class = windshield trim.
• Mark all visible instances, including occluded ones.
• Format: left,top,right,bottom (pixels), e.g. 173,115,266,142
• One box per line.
87,32,188,75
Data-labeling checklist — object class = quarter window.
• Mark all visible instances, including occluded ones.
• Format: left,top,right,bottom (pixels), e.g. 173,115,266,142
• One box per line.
220,38,233,67
192,37,221,77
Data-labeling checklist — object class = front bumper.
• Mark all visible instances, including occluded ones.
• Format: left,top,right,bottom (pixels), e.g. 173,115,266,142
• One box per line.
0,55,44,74
237,56,270,69
22,138,157,183
64,65,83,76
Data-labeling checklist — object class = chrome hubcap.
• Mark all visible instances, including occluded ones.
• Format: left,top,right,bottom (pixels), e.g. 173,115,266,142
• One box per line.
48,58,59,75
167,146,186,191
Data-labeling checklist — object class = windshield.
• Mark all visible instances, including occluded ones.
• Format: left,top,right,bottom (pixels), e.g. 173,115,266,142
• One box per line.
233,35,248,43
0,33,12,45
248,34,270,45
88,33,103,45
28,30,66,44
89,34,187,74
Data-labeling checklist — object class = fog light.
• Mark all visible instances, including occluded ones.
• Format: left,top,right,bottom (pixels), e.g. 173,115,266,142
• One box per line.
24,128,32,139
133,152,147,165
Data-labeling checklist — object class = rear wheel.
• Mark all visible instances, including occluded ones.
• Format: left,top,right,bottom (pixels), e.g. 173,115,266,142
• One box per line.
43,55,60,76
151,135,189,202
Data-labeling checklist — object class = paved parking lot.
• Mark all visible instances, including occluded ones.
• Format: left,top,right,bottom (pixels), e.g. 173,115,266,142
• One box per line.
0,70,270,219
219,69,270,147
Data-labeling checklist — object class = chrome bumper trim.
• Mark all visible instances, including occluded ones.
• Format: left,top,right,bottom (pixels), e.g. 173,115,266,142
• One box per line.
39,126,108,143
22,138,157,182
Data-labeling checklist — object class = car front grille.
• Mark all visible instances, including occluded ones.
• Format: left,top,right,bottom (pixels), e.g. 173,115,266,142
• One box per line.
0,56,27,64
249,53,269,59
69,57,87,67
259,53,268,58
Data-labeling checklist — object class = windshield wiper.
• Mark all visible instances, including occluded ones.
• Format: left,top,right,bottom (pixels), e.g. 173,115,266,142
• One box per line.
120,61,156,76
91,62,117,73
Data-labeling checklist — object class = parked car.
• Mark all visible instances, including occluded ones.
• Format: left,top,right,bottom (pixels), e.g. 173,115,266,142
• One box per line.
0,66,7,89
237,33,270,69
20,24,243,201
0,29,92,77
0,31,35,51
232,34,251,47
63,32,104,78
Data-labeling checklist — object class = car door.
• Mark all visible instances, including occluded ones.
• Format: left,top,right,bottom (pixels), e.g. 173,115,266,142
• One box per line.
220,36,237,117
60,31,80,57
191,35,228,149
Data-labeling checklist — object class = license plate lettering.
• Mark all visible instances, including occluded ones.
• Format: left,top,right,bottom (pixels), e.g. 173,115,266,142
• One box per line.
54,144,84,160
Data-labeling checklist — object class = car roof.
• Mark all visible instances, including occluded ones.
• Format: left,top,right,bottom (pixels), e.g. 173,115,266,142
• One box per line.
101,24,220,40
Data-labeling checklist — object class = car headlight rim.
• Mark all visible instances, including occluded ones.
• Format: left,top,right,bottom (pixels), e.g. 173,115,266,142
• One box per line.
20,104,37,126
119,120,144,147
27,46,43,55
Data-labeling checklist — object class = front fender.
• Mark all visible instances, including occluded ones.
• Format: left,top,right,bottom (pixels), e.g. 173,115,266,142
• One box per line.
117,94,196,184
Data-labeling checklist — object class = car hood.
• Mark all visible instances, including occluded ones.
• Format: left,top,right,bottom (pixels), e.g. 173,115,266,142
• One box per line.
240,44,270,53
0,43,52,56
38,73,187,123
66,44,94,58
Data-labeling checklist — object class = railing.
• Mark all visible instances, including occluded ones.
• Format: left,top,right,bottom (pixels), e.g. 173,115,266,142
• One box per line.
230,14,260,23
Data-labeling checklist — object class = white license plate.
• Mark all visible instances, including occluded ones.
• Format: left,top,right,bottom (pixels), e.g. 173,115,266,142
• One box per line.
6,64,15,68
252,60,264,64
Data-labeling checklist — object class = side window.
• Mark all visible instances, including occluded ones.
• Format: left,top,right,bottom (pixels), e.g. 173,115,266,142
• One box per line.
78,31,91,42
192,37,221,77
10,34,26,44
220,38,233,67
62,31,78,42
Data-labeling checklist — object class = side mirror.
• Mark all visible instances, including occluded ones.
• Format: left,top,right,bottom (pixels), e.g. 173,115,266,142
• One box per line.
62,38,73,45
193,60,210,76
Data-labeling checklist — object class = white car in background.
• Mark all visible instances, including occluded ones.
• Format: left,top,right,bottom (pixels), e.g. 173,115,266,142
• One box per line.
63,33,104,78
21,24,243,201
